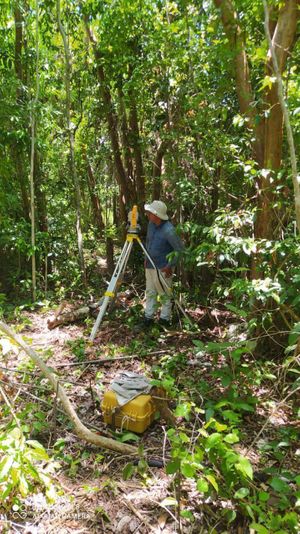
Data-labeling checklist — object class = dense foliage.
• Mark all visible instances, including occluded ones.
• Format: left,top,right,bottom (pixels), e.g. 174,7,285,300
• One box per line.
0,0,299,531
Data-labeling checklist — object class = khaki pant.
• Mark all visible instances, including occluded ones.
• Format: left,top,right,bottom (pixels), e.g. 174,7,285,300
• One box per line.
145,268,173,321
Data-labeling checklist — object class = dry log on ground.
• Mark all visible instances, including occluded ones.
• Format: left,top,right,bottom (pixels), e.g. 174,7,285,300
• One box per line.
47,306,91,330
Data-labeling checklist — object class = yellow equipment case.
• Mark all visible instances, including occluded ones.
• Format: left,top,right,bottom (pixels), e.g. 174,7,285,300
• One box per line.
101,390,156,433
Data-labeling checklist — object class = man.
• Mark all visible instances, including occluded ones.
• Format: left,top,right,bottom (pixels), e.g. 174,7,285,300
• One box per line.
143,200,184,327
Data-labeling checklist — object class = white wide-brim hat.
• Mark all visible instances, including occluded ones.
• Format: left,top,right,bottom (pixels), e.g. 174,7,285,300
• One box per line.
144,200,168,220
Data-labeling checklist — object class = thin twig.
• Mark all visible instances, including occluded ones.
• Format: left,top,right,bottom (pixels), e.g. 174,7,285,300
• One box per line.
246,385,300,453
0,385,21,428
54,350,171,368
122,499,157,533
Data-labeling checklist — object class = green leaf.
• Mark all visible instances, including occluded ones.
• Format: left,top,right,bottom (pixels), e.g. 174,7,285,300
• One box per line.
180,509,194,520
224,433,239,444
174,404,191,419
205,474,219,492
192,340,205,350
19,473,30,497
250,523,269,534
166,458,181,475
118,432,140,443
270,476,290,494
288,322,300,346
0,456,14,480
181,463,196,478
206,341,231,353
258,491,270,502
234,487,249,499
206,433,222,449
214,421,228,432
197,478,209,493
122,463,135,480
236,457,253,480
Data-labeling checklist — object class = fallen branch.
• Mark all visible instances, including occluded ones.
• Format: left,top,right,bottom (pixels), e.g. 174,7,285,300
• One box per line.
47,305,91,330
54,349,171,368
0,320,138,455
122,499,157,533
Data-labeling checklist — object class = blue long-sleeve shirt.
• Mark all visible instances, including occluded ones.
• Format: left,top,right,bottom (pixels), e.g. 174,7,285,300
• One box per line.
145,221,184,269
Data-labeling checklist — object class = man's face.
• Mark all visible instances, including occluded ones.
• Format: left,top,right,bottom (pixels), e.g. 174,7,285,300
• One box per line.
146,211,161,225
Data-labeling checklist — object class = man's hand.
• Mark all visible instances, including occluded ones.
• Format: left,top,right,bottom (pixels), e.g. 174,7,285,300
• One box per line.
161,265,173,278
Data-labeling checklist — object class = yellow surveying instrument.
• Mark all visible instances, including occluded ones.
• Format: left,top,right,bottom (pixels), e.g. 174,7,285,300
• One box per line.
89,205,187,341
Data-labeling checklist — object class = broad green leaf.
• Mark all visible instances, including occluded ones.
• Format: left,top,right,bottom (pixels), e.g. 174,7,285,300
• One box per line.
250,523,269,534
206,433,222,449
224,433,239,444
258,491,270,502
122,463,135,480
234,487,249,499
180,509,194,520
166,458,181,475
118,432,140,443
181,463,196,478
197,478,209,493
0,456,14,479
270,476,290,494
288,322,300,346
205,474,219,492
19,473,29,497
224,304,247,318
214,422,227,432
236,457,253,480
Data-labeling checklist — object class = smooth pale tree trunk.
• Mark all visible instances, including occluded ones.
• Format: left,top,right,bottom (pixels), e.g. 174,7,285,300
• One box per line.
214,0,299,278
263,0,300,233
57,0,86,287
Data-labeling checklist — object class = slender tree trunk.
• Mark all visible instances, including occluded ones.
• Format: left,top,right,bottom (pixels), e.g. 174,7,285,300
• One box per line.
57,0,86,287
14,5,30,220
152,139,167,200
128,85,145,208
28,0,40,302
83,149,105,238
84,20,135,210
118,88,134,183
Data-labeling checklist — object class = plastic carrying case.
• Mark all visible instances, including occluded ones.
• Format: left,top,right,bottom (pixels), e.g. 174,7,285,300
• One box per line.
101,390,156,433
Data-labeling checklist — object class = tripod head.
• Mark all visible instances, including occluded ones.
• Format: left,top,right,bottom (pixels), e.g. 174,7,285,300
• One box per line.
127,205,140,234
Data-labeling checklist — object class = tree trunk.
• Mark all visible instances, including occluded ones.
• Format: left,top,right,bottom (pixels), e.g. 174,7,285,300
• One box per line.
84,21,136,210
57,0,86,287
13,5,30,220
118,88,134,184
214,0,299,278
83,150,105,238
128,85,145,208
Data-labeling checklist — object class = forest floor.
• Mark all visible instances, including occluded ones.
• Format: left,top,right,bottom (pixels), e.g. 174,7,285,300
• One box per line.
0,295,299,533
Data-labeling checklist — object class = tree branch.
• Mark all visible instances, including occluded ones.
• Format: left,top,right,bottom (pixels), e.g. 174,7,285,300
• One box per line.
0,321,138,456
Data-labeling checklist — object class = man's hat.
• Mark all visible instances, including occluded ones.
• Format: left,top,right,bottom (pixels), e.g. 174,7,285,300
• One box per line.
144,200,168,220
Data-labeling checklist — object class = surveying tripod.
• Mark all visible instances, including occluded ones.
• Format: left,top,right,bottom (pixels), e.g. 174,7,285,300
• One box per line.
89,205,187,341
